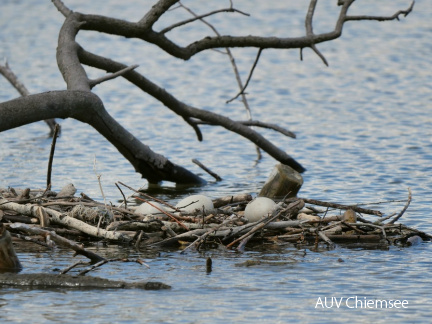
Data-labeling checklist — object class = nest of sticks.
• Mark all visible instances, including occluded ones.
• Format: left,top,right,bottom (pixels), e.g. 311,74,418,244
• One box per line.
1,185,430,262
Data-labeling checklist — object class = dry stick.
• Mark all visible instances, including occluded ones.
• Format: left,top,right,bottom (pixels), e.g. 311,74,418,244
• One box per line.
93,157,112,222
304,0,329,66
192,159,222,181
46,124,60,189
237,233,255,252
115,182,128,210
8,223,105,263
226,205,291,249
11,233,53,248
160,7,249,34
226,48,263,104
317,231,335,247
60,260,88,274
41,200,136,218
89,64,139,88
180,218,233,254
344,0,414,22
298,198,383,216
374,213,396,225
78,258,149,276
387,188,412,225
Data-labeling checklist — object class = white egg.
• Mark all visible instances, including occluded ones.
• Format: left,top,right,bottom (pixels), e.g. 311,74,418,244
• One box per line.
244,197,277,222
175,195,214,214
135,201,166,215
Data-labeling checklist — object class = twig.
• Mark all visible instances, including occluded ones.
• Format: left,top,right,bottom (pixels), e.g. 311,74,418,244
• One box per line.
192,159,222,181
117,181,178,212
226,48,263,104
46,124,60,189
226,202,298,249
8,223,105,263
11,233,53,248
78,258,149,276
298,198,383,216
89,64,139,88
60,260,88,274
317,231,335,248
93,156,113,224
387,188,412,225
345,1,415,22
160,7,249,34
236,232,255,252
180,218,233,254
115,182,128,210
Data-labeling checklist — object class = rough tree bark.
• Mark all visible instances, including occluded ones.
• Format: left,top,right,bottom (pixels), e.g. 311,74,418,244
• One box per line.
0,0,414,184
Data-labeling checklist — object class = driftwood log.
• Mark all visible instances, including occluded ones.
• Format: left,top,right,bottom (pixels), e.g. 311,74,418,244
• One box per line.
0,273,170,290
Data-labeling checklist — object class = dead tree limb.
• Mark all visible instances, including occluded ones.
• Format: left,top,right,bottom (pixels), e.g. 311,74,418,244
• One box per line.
8,223,104,263
0,61,58,135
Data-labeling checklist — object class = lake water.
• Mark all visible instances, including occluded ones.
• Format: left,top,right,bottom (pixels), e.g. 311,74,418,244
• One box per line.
0,0,431,323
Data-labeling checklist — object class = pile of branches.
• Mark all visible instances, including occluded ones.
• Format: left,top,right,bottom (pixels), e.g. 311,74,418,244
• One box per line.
1,184,430,265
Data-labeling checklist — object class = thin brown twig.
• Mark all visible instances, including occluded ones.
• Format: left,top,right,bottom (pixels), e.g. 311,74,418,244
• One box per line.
192,159,222,181
387,188,412,225
226,48,263,104
78,258,149,276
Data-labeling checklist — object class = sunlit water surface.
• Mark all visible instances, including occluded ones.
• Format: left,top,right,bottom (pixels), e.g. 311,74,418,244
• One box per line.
0,1,431,323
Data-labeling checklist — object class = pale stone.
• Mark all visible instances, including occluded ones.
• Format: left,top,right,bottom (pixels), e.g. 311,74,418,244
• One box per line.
57,183,77,198
259,163,303,199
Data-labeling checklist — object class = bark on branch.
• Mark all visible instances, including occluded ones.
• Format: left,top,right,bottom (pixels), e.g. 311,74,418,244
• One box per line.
0,91,204,184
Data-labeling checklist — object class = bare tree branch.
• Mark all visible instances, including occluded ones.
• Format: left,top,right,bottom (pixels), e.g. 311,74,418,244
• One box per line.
0,91,205,184
0,61,58,134
51,0,73,17
89,64,139,89
138,0,179,28
77,47,306,172
345,1,415,22
160,7,249,34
